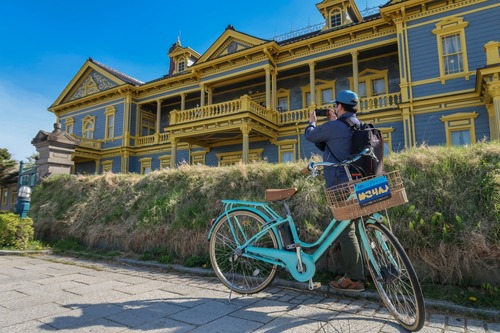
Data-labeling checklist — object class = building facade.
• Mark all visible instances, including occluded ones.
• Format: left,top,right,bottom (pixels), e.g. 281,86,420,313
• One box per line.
48,0,500,175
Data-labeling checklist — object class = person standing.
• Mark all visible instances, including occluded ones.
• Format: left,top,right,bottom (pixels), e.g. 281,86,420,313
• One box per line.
304,89,365,292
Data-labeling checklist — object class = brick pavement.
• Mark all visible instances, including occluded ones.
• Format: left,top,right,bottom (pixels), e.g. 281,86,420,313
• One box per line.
0,254,498,332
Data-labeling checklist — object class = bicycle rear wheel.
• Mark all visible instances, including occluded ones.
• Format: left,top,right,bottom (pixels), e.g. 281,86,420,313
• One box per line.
209,210,278,294
363,222,425,332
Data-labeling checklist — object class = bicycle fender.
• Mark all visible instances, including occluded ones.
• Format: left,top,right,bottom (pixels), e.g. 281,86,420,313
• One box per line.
207,207,272,241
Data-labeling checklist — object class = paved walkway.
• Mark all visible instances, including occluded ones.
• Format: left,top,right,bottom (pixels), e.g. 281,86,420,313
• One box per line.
0,254,498,332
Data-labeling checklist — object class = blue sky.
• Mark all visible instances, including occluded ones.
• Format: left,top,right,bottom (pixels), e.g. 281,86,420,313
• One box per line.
0,0,388,161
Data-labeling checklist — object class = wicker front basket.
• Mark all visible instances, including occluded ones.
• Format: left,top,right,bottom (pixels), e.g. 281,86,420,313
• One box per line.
325,170,408,221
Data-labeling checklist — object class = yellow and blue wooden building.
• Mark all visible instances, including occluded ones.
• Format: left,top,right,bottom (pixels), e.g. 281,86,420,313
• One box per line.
48,0,500,174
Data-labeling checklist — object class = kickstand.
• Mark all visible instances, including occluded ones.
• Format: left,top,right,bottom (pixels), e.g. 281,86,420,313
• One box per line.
228,260,235,304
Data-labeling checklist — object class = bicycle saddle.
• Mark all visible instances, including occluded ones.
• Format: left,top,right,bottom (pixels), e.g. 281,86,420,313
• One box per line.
265,188,298,201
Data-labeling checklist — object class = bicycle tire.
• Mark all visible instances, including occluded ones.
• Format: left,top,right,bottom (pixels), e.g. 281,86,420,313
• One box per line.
209,210,278,294
363,222,425,332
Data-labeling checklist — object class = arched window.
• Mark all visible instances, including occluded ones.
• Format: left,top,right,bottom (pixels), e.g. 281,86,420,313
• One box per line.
330,8,342,28
82,116,96,139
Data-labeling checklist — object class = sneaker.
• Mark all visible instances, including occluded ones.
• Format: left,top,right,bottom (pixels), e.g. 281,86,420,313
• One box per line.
329,275,365,292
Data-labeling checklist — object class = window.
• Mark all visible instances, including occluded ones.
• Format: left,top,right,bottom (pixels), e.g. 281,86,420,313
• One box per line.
82,115,96,139
1,189,7,205
139,157,153,175
377,127,395,154
10,189,17,205
351,69,388,98
277,97,288,112
191,150,207,165
65,117,74,135
440,112,478,146
320,88,333,104
277,139,297,163
432,17,469,83
305,92,312,107
442,34,463,74
159,155,171,169
301,80,335,108
451,130,470,145
105,106,116,139
102,160,113,173
281,152,294,163
276,88,290,112
141,112,156,136
178,58,185,72
215,149,264,166
330,8,342,28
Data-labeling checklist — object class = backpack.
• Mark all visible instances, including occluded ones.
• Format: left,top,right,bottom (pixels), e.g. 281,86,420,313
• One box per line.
339,118,384,178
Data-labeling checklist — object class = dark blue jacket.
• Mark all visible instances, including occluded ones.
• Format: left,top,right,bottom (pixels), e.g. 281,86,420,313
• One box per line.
304,113,360,188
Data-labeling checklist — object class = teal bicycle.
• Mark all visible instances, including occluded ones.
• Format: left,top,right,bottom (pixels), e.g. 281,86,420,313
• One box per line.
207,148,425,331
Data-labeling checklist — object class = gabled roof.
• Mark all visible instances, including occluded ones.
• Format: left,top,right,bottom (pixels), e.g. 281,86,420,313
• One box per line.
195,25,271,65
168,42,201,60
50,58,143,108
90,58,143,86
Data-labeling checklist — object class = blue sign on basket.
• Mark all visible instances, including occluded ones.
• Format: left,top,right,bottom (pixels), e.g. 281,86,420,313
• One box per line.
354,175,392,207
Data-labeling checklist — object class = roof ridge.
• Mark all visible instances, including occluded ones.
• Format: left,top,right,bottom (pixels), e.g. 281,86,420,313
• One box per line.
89,57,144,86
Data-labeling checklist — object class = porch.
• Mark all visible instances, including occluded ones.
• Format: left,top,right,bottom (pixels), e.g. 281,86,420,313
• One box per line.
135,91,402,146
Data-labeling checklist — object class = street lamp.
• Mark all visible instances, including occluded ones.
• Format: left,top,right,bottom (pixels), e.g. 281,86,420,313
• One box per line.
16,185,32,218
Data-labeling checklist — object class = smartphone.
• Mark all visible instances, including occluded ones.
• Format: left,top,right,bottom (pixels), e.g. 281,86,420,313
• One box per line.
315,109,329,117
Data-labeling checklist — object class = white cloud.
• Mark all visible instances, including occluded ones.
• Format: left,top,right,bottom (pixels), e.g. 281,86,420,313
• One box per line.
0,79,56,161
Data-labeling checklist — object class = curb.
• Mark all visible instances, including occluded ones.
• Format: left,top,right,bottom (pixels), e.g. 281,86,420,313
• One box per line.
0,249,52,255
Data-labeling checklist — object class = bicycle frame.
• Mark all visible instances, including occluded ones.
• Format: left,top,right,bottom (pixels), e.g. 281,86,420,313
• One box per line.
208,199,387,284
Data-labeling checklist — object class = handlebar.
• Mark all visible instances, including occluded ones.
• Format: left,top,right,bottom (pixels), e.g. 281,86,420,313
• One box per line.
301,147,376,177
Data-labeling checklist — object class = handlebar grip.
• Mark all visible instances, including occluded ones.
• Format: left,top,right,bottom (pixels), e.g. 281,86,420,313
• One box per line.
301,167,310,174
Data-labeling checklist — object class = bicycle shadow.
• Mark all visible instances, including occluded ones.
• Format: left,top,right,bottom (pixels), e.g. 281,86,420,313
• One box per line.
39,295,410,332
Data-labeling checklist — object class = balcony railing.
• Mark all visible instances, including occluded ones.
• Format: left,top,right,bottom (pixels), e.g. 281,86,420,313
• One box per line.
76,136,102,149
169,95,277,125
358,93,401,112
136,132,170,147
135,92,402,145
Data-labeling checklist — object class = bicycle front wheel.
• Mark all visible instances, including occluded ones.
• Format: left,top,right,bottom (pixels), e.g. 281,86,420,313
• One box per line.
363,222,425,332
209,210,278,294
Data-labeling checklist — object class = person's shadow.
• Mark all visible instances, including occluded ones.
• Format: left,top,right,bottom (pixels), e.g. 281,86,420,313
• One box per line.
40,295,408,332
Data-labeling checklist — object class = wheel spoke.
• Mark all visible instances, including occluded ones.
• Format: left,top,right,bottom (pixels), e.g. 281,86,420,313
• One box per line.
364,222,425,331
210,210,278,294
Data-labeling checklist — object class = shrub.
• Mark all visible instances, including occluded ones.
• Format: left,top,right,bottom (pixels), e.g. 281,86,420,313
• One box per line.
0,211,34,250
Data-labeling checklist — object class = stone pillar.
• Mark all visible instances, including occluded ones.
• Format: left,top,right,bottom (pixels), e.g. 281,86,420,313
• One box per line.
31,123,80,178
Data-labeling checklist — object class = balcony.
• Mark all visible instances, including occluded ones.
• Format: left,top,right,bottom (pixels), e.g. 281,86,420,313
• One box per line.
75,136,102,149
135,92,402,147
277,92,402,125
169,95,278,125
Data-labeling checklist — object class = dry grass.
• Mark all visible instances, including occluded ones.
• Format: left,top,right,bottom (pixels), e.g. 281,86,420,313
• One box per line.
29,142,500,285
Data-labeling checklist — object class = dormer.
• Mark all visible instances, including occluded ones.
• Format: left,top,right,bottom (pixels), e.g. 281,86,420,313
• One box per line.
167,38,201,75
316,0,363,30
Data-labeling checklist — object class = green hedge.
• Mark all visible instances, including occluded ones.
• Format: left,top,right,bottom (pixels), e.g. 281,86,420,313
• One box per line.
0,211,34,250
